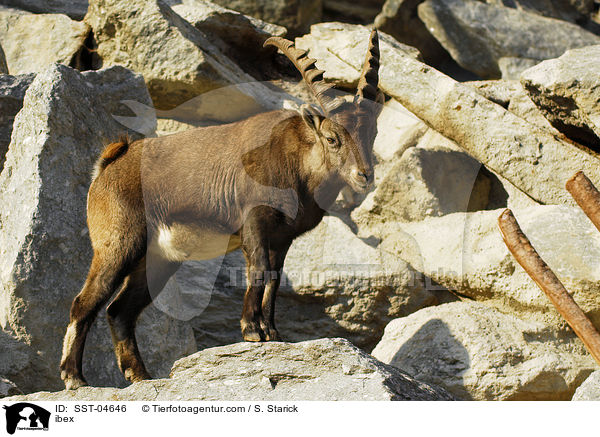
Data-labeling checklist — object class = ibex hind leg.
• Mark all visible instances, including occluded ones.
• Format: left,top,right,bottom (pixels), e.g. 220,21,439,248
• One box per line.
60,251,137,390
106,255,179,384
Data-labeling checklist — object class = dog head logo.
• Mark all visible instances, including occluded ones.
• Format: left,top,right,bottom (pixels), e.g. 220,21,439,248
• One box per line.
3,403,50,434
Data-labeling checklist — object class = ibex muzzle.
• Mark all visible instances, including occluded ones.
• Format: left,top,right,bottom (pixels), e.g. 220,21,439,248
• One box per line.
60,30,382,389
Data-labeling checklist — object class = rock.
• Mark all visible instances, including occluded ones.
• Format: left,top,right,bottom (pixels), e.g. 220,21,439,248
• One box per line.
0,73,35,171
85,0,281,111
417,0,600,79
0,0,89,20
0,43,7,74
7,338,454,400
297,22,600,206
372,301,598,400
374,0,451,65
323,0,384,24
482,0,594,23
208,0,323,35
0,378,20,397
368,205,600,330
520,45,600,150
295,22,421,89
498,57,539,80
0,8,90,74
572,370,600,400
352,143,490,225
0,64,195,392
466,79,559,134
0,329,33,395
172,0,286,74
181,216,455,352
372,98,427,166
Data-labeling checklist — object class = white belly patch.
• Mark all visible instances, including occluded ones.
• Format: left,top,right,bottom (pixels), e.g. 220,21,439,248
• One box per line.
149,224,241,262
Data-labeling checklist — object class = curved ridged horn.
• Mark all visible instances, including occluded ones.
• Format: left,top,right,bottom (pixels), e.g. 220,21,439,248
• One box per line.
264,36,336,114
355,29,380,106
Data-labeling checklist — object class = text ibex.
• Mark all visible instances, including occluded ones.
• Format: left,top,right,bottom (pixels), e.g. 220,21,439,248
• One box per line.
60,30,382,389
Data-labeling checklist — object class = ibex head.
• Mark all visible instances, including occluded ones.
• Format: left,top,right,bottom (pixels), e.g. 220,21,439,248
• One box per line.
265,29,383,194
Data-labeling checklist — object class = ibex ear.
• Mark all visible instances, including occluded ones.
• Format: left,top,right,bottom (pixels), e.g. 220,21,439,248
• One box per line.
301,104,324,133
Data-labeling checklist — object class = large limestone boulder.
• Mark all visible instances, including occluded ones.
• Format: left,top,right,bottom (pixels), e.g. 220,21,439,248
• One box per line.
465,79,559,134
366,206,600,330
353,142,490,225
572,370,600,400
0,64,195,392
372,301,598,400
0,73,35,171
176,216,456,352
521,45,600,150
171,0,286,73
7,338,454,401
297,22,600,206
0,8,90,74
0,0,89,20
85,0,279,111
417,0,600,79
208,0,322,35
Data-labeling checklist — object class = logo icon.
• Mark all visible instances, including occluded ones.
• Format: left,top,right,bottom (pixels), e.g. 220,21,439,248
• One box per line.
3,403,50,434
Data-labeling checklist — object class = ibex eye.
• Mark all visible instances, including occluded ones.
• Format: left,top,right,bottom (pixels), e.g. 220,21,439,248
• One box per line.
326,137,336,145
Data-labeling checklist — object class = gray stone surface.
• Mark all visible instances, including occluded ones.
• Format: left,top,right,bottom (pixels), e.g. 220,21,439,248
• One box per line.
7,338,454,401
0,0,89,20
372,301,598,400
352,144,490,225
482,0,594,23
418,0,600,79
0,377,20,397
373,0,449,65
0,73,35,171
0,8,89,74
85,0,281,111
365,206,600,330
0,64,195,392
208,0,322,35
521,45,600,150
572,370,600,400
172,0,286,71
295,22,600,206
183,216,454,352
465,79,559,134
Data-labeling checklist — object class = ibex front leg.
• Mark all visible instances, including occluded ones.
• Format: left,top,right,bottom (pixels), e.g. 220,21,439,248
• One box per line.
260,245,290,341
240,218,270,342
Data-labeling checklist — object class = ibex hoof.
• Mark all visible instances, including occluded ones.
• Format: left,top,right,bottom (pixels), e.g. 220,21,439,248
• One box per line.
124,368,151,383
62,373,88,390
260,321,281,341
241,321,264,342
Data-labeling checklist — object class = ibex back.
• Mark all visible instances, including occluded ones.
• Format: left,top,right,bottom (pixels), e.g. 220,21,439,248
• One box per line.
60,30,383,389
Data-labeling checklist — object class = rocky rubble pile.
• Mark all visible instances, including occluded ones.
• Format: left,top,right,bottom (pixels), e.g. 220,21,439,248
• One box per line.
1,0,600,401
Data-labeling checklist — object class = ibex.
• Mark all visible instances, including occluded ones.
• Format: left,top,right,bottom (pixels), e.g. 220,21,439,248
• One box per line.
60,30,383,389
